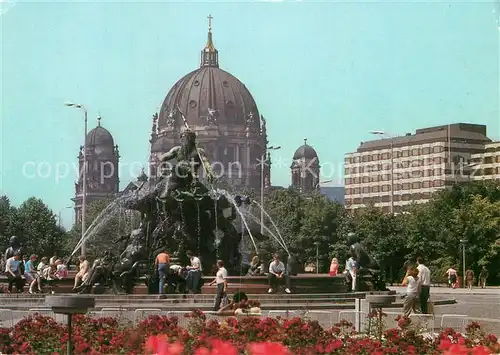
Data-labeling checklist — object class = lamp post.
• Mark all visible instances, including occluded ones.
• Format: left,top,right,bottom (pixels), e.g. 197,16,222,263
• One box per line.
314,241,320,274
370,131,394,214
261,145,281,234
58,206,73,228
460,239,467,288
65,102,88,256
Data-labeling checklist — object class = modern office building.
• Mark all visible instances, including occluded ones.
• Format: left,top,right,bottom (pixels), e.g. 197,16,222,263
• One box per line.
469,141,500,181
344,123,491,212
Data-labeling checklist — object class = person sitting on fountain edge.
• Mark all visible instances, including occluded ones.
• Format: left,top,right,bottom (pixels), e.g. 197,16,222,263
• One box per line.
267,253,291,294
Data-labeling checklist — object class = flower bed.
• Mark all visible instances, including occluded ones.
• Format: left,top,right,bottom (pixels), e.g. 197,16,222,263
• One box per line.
0,310,498,354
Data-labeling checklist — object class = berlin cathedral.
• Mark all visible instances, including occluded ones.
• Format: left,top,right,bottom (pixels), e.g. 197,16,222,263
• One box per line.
72,16,321,221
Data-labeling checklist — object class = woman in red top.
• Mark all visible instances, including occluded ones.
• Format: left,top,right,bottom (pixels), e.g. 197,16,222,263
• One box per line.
329,258,339,276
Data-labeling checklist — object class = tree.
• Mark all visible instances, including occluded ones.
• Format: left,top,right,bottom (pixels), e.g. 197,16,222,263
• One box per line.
262,188,346,271
298,192,346,271
452,196,500,273
15,197,69,257
260,188,305,259
344,206,410,283
0,195,17,250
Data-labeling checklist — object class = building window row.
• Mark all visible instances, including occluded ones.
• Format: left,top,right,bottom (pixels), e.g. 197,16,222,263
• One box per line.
345,146,445,164
345,157,445,174
346,180,444,195
345,169,445,184
474,167,500,176
346,191,433,205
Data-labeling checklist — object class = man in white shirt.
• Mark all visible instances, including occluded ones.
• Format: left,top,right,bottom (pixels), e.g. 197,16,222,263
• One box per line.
267,253,291,294
5,252,23,293
209,260,228,311
416,257,431,314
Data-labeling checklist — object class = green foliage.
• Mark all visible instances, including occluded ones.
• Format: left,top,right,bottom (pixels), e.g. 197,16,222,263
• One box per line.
264,180,500,284
0,196,16,250
262,188,346,272
0,196,70,257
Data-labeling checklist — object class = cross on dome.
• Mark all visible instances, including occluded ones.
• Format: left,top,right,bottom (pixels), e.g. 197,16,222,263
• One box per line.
201,14,218,67
208,14,213,31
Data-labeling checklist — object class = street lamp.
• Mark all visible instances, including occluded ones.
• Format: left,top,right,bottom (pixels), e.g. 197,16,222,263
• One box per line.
314,241,320,274
261,145,281,234
370,130,394,214
460,239,467,288
65,102,88,256
58,206,73,228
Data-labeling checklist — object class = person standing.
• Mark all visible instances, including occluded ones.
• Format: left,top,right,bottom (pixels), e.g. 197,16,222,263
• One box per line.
155,250,170,294
185,251,202,294
446,267,458,289
210,260,228,311
5,251,23,293
416,257,431,314
465,268,475,290
344,256,357,292
478,266,489,289
402,267,420,317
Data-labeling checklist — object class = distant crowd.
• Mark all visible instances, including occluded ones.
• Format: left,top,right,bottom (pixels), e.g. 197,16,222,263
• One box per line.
1,252,68,294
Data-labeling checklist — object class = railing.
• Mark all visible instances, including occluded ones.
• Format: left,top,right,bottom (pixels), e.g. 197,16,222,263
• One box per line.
0,308,490,336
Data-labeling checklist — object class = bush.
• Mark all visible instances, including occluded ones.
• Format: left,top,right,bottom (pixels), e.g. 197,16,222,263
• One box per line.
0,311,498,354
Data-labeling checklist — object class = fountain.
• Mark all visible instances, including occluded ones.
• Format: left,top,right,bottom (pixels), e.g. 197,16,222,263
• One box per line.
71,126,276,294
69,127,386,295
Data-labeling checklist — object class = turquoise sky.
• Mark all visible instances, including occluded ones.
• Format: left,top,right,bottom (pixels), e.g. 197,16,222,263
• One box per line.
1,0,499,228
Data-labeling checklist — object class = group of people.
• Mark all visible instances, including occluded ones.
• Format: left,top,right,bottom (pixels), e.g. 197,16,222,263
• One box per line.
445,266,489,290
244,253,292,294
3,252,69,294
154,250,203,295
154,251,294,312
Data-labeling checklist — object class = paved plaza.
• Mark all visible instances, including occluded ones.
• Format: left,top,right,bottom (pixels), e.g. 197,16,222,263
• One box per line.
1,286,499,335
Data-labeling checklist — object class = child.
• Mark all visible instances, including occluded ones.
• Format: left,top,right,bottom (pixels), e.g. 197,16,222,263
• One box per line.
329,258,339,276
54,260,68,279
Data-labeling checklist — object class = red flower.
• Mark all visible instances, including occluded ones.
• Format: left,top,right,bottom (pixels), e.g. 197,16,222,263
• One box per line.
194,347,211,355
247,342,290,355
208,339,239,355
144,335,183,355
472,345,494,355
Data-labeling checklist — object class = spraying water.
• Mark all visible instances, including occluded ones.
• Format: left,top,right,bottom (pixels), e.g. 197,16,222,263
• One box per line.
239,208,289,254
215,189,259,255
70,185,152,257
251,200,289,255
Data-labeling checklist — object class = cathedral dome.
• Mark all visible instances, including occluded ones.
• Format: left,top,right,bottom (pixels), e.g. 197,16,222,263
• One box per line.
86,116,114,148
293,139,318,160
157,18,260,131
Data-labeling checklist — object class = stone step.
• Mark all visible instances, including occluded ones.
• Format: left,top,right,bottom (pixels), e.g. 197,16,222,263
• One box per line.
0,298,456,313
0,291,390,300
